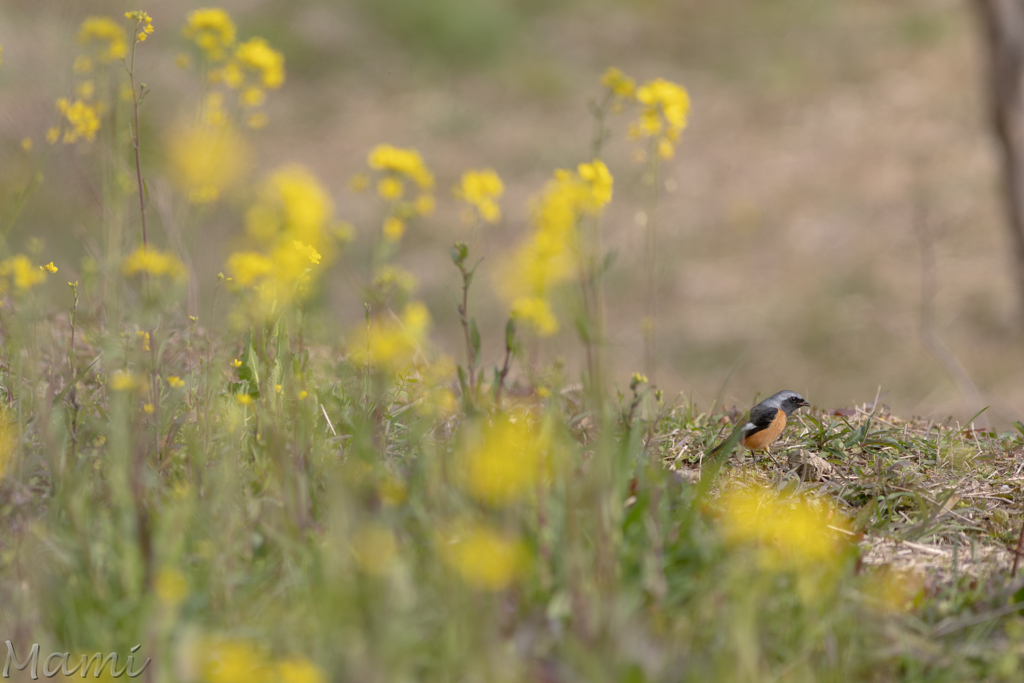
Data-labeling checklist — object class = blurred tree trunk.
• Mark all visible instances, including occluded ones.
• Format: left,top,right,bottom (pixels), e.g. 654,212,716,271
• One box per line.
975,0,1024,316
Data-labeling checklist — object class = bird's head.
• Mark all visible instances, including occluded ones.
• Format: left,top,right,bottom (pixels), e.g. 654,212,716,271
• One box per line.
771,390,811,415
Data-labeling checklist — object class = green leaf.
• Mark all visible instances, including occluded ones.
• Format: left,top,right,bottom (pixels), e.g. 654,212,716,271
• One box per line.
470,319,481,367
238,330,260,397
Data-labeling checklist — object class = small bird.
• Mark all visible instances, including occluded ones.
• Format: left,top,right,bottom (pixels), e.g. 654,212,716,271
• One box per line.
709,390,811,465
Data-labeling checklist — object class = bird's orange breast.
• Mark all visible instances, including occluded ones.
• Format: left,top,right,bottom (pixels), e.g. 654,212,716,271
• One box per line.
740,408,787,451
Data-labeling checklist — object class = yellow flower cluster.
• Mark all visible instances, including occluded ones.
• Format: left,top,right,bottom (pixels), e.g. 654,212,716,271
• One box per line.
76,17,127,64
499,160,613,335
0,254,51,295
437,519,527,591
632,78,690,159
183,9,284,129
718,484,848,573
121,246,188,280
454,168,504,224
226,166,333,317
125,11,154,44
366,144,436,242
53,98,100,144
182,8,236,62
348,302,430,372
198,640,325,683
167,113,253,204
458,411,551,506
601,67,635,99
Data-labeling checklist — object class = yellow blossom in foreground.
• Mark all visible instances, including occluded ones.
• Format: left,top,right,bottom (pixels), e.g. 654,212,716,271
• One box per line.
276,658,326,683
167,121,253,203
40,262,57,274
438,520,527,591
154,567,187,606
167,376,185,388
246,165,333,249
234,37,285,89
510,296,558,336
718,484,848,572
382,216,405,242
454,168,504,223
77,16,128,63
143,403,155,414
377,177,404,200
121,247,187,280
56,98,100,144
367,144,434,190
109,371,141,392
349,302,430,371
459,411,550,505
199,640,268,683
0,254,48,293
601,67,635,99
183,8,237,62
225,251,274,287
350,523,398,575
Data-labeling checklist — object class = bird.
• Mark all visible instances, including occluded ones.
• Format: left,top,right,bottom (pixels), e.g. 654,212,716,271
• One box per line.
709,390,811,465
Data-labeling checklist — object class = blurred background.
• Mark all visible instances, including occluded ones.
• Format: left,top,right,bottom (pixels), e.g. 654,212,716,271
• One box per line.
1,0,1019,426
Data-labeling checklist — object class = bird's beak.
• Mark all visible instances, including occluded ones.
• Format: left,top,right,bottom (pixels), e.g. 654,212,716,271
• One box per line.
798,400,811,407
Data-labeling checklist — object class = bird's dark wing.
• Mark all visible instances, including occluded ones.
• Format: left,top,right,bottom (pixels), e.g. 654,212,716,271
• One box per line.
743,402,781,438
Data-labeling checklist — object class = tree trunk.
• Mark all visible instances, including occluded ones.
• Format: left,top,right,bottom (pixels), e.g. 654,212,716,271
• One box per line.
975,0,1024,318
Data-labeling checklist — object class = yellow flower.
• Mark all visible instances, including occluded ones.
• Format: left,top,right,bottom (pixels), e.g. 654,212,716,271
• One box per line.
414,194,435,216
292,241,321,265
510,296,558,336
232,358,242,368
454,169,504,224
121,246,187,280
298,390,308,399
154,567,188,606
377,177,404,200
0,254,48,293
234,37,285,89
56,98,100,144
199,640,268,683
110,370,141,392
382,216,405,242
225,251,274,287
438,520,527,591
125,11,154,43
276,658,326,683
143,403,155,414
77,17,128,63
0,407,16,482
367,144,434,190
240,86,265,107
167,376,185,388
577,159,613,208
246,165,333,249
40,262,57,274
183,8,237,62
631,77,690,157
631,372,648,386
167,120,253,204
601,67,635,99
459,412,550,505
718,484,849,572
350,523,398,575
349,301,430,371
235,393,253,406
20,138,32,152
75,80,95,100
46,127,60,145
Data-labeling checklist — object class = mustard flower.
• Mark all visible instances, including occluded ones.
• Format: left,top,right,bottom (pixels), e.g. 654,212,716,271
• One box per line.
601,67,635,99
199,640,268,683
55,98,100,144
40,262,57,274
367,144,435,190
377,177,404,200
77,17,128,63
234,37,285,89
454,168,504,223
109,370,142,392
225,252,274,287
458,411,551,506
349,301,430,371
437,520,528,591
382,216,405,242
166,376,185,388
183,8,237,62
125,11,155,43
631,77,690,158
121,246,187,280
245,165,333,250
167,120,253,203
276,658,326,683
0,254,48,293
